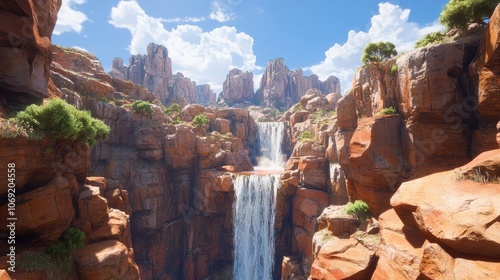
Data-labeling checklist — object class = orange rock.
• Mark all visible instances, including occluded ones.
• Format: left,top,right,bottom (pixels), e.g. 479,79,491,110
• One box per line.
74,240,140,280
391,150,500,258
0,176,74,243
344,116,410,216
0,270,10,280
298,157,328,191
310,238,375,280
292,141,326,158
372,209,424,280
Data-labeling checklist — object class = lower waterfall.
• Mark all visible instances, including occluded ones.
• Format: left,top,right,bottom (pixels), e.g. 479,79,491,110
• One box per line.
232,174,279,280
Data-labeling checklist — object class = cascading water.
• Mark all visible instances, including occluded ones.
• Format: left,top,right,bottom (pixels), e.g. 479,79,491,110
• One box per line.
232,174,279,280
256,122,286,170
232,122,285,280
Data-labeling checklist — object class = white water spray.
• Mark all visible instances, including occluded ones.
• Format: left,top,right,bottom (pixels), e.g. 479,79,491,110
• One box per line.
256,122,286,169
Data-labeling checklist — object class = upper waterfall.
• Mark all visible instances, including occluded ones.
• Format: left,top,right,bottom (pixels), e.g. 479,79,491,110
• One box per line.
256,122,286,170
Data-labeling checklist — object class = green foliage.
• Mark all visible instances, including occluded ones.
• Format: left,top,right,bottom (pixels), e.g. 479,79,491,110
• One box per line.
172,116,182,125
439,0,498,31
415,32,446,48
390,64,398,77
299,131,314,141
361,42,398,65
312,109,336,120
131,100,154,115
345,200,370,221
192,114,210,127
381,106,397,115
43,147,53,156
19,228,85,279
164,103,181,115
15,98,109,146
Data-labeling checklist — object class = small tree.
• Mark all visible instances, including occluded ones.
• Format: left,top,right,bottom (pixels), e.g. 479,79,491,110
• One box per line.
131,100,153,115
439,0,499,31
345,200,370,222
361,42,398,65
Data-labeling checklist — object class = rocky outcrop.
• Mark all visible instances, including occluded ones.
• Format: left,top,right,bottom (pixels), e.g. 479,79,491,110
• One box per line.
221,68,254,104
373,149,500,279
308,205,379,280
256,58,340,110
0,0,62,115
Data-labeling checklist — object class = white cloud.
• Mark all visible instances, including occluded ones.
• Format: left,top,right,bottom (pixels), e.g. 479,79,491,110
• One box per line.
160,16,206,23
309,2,444,93
54,0,88,35
109,0,259,93
209,1,235,22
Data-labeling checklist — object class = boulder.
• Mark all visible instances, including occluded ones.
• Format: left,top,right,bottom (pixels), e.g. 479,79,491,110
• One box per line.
309,238,375,280
74,240,140,280
292,141,326,158
391,150,500,258
372,209,424,280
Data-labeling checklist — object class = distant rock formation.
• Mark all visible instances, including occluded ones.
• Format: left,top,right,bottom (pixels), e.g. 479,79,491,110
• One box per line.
195,84,216,105
221,68,254,104
255,58,340,109
110,43,214,105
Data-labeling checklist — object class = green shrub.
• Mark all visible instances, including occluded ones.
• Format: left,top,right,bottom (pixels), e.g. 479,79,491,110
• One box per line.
172,116,182,125
192,114,209,127
390,64,398,76
19,228,85,279
415,32,446,48
345,200,370,221
299,131,313,141
293,104,303,112
269,109,279,120
381,106,397,115
15,98,109,146
131,100,154,115
164,103,181,115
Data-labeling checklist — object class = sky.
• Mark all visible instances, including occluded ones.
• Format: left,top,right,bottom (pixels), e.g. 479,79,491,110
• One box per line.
52,0,449,94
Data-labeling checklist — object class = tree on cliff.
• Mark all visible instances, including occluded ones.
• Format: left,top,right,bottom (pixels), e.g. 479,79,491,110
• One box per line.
361,42,398,65
439,0,499,30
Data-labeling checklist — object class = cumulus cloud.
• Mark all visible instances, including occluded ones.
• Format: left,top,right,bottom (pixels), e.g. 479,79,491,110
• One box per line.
160,16,206,23
209,1,235,22
309,2,444,93
109,0,259,92
54,0,88,35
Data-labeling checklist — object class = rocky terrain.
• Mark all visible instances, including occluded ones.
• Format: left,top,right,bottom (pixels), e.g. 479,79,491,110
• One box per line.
0,1,500,280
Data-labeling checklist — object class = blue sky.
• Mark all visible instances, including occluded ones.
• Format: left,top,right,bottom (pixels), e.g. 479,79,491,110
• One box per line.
52,0,449,93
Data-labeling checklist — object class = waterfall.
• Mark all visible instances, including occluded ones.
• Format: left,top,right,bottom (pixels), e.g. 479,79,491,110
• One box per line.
232,174,279,280
257,122,285,169
232,122,285,279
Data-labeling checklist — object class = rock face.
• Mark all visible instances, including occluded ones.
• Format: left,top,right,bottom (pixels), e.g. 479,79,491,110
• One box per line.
221,68,254,104
0,0,62,115
373,149,500,279
110,43,214,106
256,58,341,110
470,4,500,155
336,38,483,216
